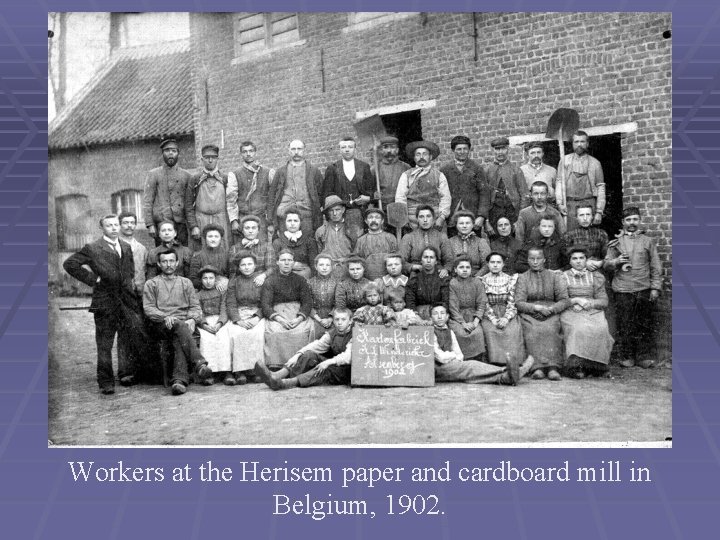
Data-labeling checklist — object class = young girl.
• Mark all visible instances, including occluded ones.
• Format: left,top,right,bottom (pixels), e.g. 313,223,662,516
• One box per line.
308,253,338,336
387,292,431,328
352,283,395,325
516,215,564,272
196,265,231,385
374,253,408,305
480,252,526,370
271,208,318,279
226,252,265,385
449,256,487,360
335,255,371,313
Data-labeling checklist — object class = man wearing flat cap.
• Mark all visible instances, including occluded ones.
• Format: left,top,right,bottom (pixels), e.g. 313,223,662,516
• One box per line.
143,138,192,246
376,136,410,210
604,206,662,369
315,195,354,279
395,140,452,230
322,137,376,243
226,141,275,245
355,206,398,280
520,141,557,202
483,136,528,234
440,135,490,235
185,144,232,251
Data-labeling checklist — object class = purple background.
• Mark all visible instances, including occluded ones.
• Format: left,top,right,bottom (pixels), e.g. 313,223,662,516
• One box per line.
0,0,714,537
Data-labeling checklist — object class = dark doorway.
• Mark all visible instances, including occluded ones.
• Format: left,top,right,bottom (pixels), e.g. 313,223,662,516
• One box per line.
540,134,623,237
381,110,422,166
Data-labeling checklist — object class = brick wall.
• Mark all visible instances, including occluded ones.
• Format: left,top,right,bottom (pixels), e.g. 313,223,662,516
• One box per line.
189,12,671,286
48,136,195,288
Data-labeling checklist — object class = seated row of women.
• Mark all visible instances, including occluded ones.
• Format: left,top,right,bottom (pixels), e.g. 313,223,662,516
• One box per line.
196,242,613,386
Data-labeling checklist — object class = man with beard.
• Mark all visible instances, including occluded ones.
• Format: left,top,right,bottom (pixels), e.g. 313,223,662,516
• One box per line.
355,207,398,280
186,144,231,251
484,136,528,234
556,130,606,231
520,141,557,202
322,137,376,243
603,206,661,368
267,139,324,237
395,140,451,230
143,138,192,246
440,135,489,235
226,141,274,243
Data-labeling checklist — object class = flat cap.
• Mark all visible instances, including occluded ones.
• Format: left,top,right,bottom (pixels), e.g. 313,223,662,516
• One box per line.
490,137,510,148
379,136,400,146
159,138,178,150
201,144,220,156
622,206,641,218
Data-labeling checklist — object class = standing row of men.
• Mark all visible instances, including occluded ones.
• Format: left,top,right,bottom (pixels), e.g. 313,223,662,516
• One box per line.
141,131,606,252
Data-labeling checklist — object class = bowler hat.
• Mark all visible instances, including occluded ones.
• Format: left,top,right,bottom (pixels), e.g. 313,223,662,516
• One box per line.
405,140,440,160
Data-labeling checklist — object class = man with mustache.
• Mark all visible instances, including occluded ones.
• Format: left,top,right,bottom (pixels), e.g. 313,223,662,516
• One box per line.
375,136,410,211
484,136,528,235
355,207,398,280
267,139,324,237
556,130,606,231
440,135,490,236
604,206,662,369
143,138,192,246
395,140,451,230
520,141,557,203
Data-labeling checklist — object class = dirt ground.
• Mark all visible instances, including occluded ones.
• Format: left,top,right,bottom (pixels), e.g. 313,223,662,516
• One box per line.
48,296,672,446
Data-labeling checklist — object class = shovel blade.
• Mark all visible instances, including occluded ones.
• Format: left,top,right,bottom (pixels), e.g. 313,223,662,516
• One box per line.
386,202,409,229
353,114,388,149
545,108,580,141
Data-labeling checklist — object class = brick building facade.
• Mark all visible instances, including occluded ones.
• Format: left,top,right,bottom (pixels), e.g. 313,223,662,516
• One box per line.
189,11,671,284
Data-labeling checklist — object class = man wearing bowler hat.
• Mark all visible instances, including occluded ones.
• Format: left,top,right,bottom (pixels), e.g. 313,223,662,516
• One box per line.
185,144,231,251
440,135,490,235
395,140,451,230
143,138,192,246
484,136,528,234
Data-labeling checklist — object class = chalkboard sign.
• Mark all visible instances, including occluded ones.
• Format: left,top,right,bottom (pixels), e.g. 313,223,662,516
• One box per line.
350,325,435,387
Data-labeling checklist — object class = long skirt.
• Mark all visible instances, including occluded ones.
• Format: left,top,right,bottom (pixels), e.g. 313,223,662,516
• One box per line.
518,312,563,371
481,316,525,367
560,308,614,366
226,308,266,371
449,309,486,359
199,315,232,372
435,359,506,384
263,302,315,369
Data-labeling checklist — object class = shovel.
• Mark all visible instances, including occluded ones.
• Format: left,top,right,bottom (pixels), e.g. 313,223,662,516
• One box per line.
545,108,580,224
386,202,408,243
353,114,387,210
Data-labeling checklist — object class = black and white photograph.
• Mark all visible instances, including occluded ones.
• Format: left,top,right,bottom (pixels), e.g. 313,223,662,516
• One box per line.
48,11,672,446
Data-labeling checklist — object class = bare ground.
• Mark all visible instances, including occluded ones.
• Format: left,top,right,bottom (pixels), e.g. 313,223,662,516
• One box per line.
49,297,672,446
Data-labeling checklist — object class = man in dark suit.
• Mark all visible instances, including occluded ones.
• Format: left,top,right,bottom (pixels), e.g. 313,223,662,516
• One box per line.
321,136,376,243
63,214,154,395
267,139,324,238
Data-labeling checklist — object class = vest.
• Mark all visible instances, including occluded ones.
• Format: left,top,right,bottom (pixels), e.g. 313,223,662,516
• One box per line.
327,328,354,358
407,167,442,210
